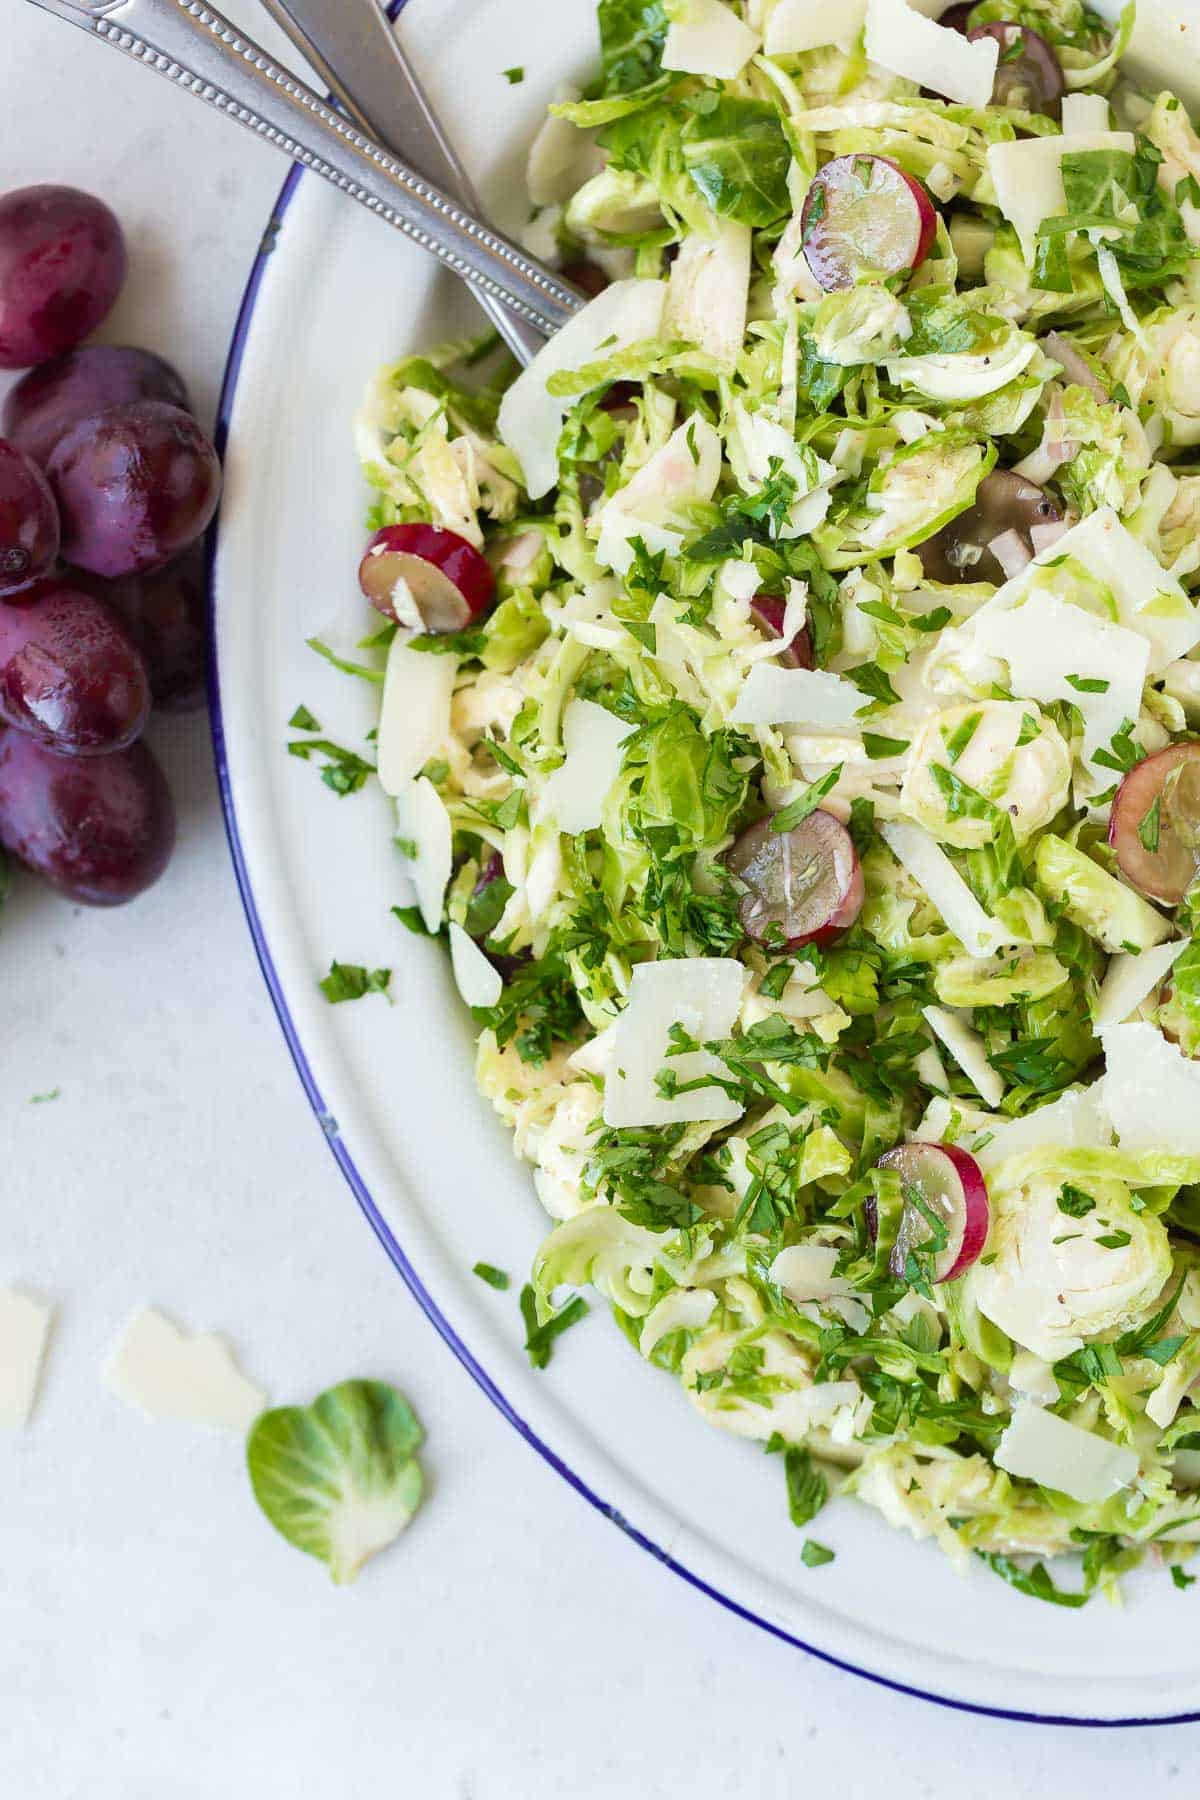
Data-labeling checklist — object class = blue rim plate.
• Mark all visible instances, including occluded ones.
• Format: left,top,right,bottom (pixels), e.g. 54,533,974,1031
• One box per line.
205,0,1200,1729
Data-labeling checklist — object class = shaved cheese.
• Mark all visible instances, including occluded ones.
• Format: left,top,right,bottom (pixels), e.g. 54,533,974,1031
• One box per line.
770,1245,871,1330
1008,1352,1061,1407
541,698,632,834
663,0,760,79
974,1086,1111,1174
880,820,1009,957
1032,508,1199,674
1100,1022,1200,1155
499,280,667,498
1061,93,1110,133
987,131,1134,261
731,664,862,727
376,638,456,797
448,922,503,1010
666,218,751,366
639,1288,718,1357
604,957,747,1128
996,1402,1138,1504
764,0,865,53
969,593,1147,775
526,90,604,207
395,776,452,932
923,1004,1005,1108
106,1308,266,1430
865,0,998,107
0,1290,53,1427
1094,940,1187,1030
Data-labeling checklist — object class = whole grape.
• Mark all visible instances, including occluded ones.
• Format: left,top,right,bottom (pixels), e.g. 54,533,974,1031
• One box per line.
0,577,151,754
47,401,221,578
0,439,59,596
0,728,175,904
0,186,126,370
3,345,190,467
80,545,207,713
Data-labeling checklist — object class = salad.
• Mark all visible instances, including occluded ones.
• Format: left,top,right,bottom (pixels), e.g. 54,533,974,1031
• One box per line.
339,0,1200,1603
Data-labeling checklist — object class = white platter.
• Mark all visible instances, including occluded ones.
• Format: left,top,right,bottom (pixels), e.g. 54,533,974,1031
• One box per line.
209,0,1200,1722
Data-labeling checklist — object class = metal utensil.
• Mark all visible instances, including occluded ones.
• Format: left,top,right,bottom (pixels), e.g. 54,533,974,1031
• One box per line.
255,0,545,363
26,0,582,343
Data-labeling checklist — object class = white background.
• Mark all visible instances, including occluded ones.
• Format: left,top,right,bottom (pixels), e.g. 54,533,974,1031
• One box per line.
2,2,1199,1793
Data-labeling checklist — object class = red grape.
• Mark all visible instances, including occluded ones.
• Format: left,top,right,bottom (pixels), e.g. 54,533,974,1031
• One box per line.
0,439,59,596
800,155,936,292
749,595,814,670
876,1142,989,1284
0,728,174,904
968,23,1063,118
0,186,125,370
47,401,221,578
79,546,207,713
1109,743,1200,905
3,345,190,468
727,810,863,948
0,576,150,754
915,469,1061,585
359,523,494,632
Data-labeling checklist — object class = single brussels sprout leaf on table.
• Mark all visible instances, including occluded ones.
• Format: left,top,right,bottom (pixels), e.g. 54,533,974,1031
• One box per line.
246,1379,424,1584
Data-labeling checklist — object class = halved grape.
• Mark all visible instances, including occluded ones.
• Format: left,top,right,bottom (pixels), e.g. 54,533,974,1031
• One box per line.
800,155,936,292
0,576,151,754
877,1141,990,1284
0,439,59,596
359,523,495,633
727,810,863,948
1110,743,1200,905
78,545,207,713
0,186,126,370
915,469,1061,585
3,345,190,467
0,728,174,904
968,23,1064,119
749,595,814,671
47,401,221,578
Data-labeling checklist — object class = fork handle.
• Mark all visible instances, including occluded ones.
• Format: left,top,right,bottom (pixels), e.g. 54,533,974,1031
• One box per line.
26,0,581,339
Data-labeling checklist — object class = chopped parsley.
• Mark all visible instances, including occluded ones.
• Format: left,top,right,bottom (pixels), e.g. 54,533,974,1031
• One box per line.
473,1262,511,1290
318,962,392,1003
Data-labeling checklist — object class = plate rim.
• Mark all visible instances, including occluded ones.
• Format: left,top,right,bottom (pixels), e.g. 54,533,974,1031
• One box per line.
203,3,1199,1729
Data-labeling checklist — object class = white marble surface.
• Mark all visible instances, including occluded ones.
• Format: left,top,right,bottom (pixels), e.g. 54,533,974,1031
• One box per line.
2,4,1199,1793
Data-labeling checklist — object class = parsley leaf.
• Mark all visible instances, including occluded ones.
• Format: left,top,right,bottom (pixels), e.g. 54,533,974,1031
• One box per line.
772,766,843,832
767,1434,828,1528
1057,1184,1096,1219
520,1285,588,1369
473,1262,510,1290
318,962,391,1003
977,1551,1089,1608
862,732,909,760
289,704,320,731
1138,796,1161,855
800,1539,836,1568
288,736,374,797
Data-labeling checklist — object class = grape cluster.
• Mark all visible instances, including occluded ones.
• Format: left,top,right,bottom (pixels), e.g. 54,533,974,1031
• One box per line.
0,186,221,905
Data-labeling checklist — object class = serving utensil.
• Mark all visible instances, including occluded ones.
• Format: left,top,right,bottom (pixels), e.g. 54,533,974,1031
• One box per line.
254,0,546,363
25,0,581,349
